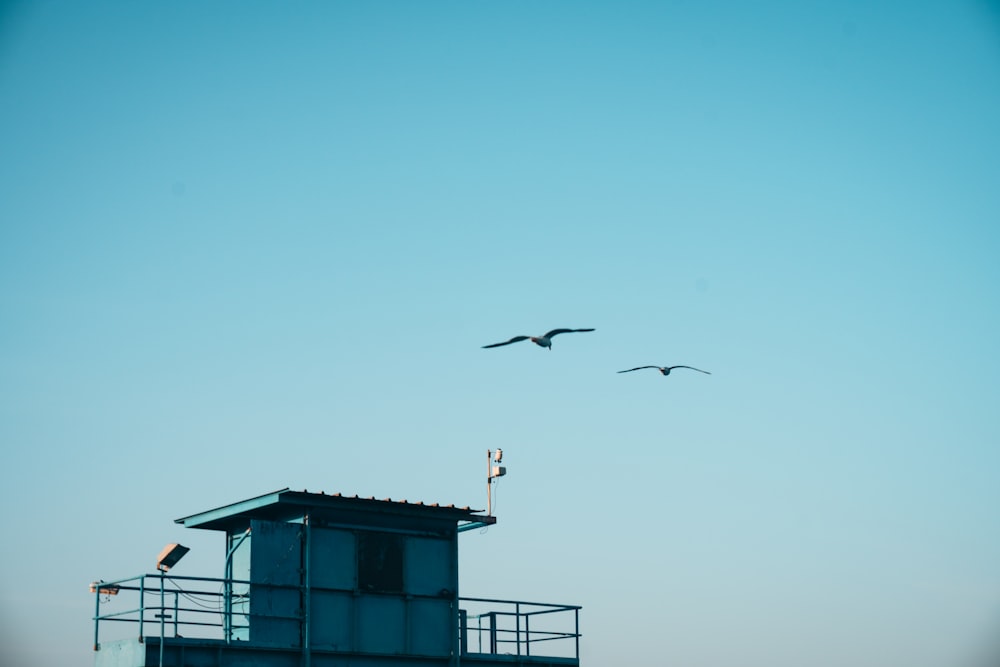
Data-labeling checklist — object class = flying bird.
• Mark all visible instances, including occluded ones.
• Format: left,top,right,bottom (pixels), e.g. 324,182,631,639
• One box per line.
482,328,595,350
617,365,711,376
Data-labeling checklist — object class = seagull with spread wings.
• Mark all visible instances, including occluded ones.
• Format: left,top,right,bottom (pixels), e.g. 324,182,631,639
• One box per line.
617,365,711,376
482,328,595,350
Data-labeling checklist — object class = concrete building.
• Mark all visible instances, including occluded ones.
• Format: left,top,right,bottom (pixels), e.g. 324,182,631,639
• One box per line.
91,488,581,667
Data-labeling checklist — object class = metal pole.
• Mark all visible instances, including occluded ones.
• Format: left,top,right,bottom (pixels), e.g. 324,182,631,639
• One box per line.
486,449,492,516
452,528,461,667
224,527,251,643
92,583,101,651
515,602,521,657
525,612,530,657
488,612,497,654
575,608,580,660
159,570,166,667
139,577,145,643
458,609,468,657
303,517,311,667
224,535,232,642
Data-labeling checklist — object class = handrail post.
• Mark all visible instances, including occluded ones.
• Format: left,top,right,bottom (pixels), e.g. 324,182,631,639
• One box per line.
159,571,166,667
575,607,580,660
173,590,179,637
93,583,101,651
525,612,530,656
458,609,468,655
138,576,145,643
488,612,497,654
515,602,521,657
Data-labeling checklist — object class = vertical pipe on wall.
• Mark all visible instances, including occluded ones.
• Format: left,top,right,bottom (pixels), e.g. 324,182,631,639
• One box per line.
224,527,251,643
302,516,311,667
451,526,461,667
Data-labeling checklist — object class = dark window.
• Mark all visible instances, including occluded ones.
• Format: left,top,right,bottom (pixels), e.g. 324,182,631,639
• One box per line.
357,532,403,593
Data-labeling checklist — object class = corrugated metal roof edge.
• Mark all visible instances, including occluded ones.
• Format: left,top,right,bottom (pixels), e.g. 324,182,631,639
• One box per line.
294,489,477,511
175,488,485,528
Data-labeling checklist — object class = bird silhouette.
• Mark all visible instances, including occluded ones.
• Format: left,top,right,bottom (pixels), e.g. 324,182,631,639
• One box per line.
482,328,595,350
617,365,711,376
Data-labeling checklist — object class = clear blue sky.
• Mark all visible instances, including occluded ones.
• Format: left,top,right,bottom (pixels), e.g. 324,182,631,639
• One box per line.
2,2,999,665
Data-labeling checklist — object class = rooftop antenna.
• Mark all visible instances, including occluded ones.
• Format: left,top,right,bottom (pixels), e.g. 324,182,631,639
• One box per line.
487,448,506,516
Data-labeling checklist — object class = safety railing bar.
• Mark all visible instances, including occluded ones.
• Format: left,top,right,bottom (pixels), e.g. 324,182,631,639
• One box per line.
468,626,578,636
148,573,253,585
488,632,577,644
97,574,253,589
95,575,146,587
152,620,226,629
96,617,242,629
103,619,228,630
135,607,222,623
524,633,578,643
159,586,230,597
459,596,580,609
466,611,519,620
523,607,578,617
95,609,148,620
100,608,224,620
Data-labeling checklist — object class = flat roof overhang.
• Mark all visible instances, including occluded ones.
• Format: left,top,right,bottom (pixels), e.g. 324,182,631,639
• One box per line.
175,488,495,533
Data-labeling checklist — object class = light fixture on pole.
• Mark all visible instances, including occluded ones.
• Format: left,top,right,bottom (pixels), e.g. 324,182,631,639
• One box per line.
487,449,507,516
155,543,189,667
156,543,190,572
89,581,120,596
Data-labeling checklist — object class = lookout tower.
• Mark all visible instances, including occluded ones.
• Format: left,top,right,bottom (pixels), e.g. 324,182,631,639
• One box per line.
91,487,581,667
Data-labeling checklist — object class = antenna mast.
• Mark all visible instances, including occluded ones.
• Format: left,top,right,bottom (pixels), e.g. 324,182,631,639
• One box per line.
486,449,506,516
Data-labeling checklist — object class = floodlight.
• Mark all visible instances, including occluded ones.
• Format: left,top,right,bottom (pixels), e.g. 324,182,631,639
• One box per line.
494,449,503,462
156,543,190,571
89,581,120,595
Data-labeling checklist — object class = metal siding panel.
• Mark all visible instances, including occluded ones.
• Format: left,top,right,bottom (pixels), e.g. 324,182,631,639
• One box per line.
310,527,356,590
249,520,302,647
409,598,452,657
249,520,301,586
309,590,353,650
404,536,452,596
357,595,405,654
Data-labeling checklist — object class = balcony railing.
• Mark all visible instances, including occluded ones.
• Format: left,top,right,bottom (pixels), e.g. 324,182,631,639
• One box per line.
91,573,581,661
460,597,582,660
90,573,251,649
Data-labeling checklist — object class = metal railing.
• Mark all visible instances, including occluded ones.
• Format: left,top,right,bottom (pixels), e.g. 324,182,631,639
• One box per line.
91,573,251,650
92,574,581,662
460,596,582,660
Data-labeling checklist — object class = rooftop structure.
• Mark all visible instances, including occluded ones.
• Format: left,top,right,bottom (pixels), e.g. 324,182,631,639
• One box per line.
91,486,581,667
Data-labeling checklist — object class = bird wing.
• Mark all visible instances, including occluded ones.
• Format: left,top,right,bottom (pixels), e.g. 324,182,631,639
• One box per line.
617,366,660,373
668,365,711,374
544,328,595,338
482,336,530,348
